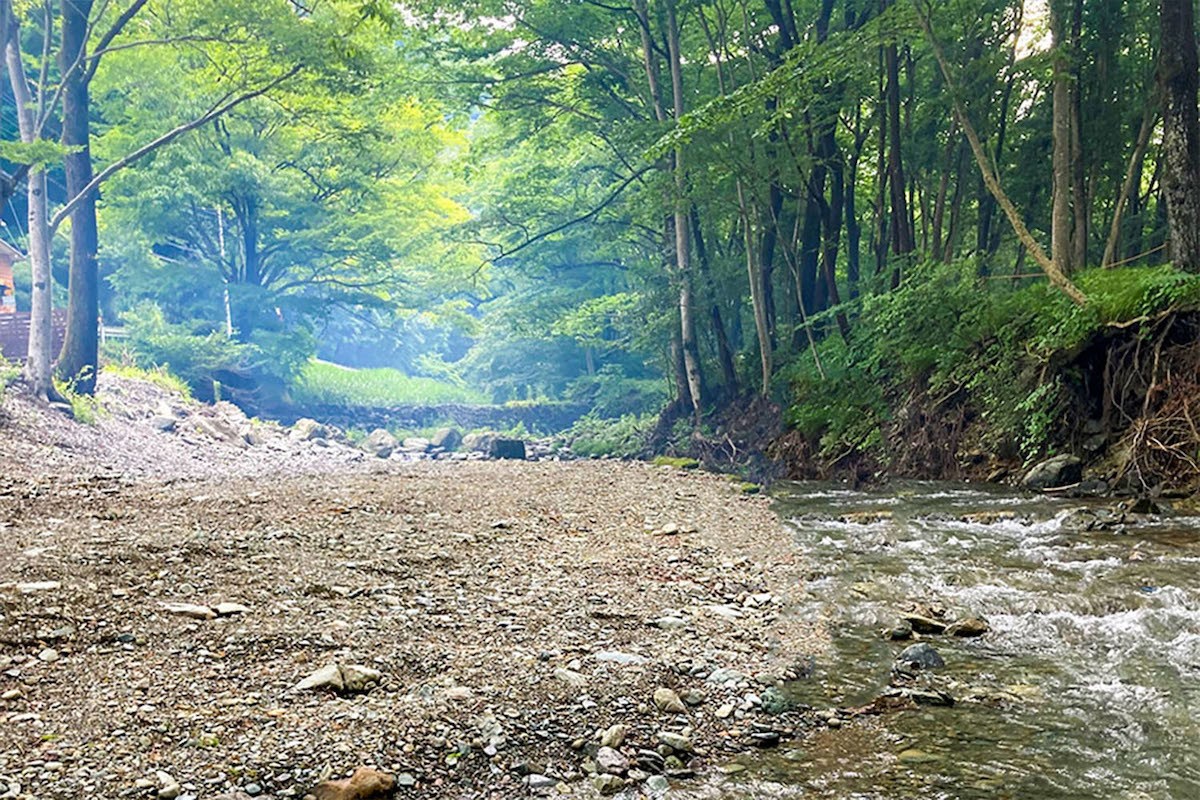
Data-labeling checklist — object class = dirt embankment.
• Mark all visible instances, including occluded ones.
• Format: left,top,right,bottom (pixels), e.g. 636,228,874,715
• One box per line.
0,378,825,800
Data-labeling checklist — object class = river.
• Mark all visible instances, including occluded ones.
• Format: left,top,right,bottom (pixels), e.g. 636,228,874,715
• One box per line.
686,481,1200,799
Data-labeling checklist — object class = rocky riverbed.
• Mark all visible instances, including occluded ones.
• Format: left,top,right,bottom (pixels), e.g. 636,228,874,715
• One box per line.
0,448,825,799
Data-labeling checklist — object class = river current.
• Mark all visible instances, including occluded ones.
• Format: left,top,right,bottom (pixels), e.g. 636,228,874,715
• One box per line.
689,482,1200,799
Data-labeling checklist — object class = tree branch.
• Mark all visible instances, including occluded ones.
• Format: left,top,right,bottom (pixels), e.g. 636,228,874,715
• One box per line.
50,65,302,234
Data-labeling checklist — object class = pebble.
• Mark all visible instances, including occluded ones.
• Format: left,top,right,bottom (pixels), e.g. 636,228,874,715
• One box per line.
553,667,587,687
645,774,670,794
653,688,687,714
656,731,693,753
37,648,59,663
596,747,629,775
600,724,627,748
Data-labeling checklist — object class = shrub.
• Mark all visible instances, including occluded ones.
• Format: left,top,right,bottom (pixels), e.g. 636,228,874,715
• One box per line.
290,360,486,406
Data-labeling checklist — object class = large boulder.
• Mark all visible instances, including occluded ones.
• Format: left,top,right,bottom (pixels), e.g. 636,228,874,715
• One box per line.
462,432,496,453
363,428,397,459
1022,454,1082,490
292,418,328,442
431,426,463,451
488,438,526,460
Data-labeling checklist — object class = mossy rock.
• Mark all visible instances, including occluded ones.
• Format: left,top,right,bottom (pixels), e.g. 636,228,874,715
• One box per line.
652,456,701,469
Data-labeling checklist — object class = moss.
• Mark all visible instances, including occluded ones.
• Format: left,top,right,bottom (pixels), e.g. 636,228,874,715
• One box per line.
652,455,701,469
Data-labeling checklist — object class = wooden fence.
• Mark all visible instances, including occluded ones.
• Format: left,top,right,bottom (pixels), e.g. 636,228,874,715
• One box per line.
0,311,67,362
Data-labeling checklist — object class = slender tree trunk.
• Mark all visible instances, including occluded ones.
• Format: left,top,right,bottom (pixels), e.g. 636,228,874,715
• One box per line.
57,0,100,393
736,184,772,395
1050,0,1074,274
932,119,958,260
1103,101,1158,267
885,38,913,287
4,7,52,400
691,206,737,392
846,124,866,299
665,0,703,423
1158,0,1200,272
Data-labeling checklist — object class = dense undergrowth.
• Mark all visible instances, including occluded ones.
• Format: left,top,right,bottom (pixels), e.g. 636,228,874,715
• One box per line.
289,361,486,407
775,263,1200,485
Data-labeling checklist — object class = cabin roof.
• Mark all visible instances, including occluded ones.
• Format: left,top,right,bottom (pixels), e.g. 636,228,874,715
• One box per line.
0,239,26,261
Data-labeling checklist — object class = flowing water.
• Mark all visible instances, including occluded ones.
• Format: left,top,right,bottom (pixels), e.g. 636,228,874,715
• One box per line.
689,482,1200,799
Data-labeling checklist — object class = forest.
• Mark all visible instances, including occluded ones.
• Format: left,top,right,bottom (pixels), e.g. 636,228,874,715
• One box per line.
2,3,1200,799
0,0,1198,487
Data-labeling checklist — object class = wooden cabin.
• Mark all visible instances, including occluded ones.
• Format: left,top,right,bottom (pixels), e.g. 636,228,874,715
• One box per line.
0,239,22,314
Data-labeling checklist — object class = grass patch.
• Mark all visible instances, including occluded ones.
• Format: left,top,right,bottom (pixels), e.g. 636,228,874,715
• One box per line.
102,363,192,399
54,378,105,425
290,360,486,407
563,412,654,458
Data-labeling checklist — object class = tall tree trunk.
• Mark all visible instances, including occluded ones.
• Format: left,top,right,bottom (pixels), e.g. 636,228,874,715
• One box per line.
736,184,772,395
846,118,866,299
1103,100,1158,267
1069,0,1088,270
691,206,738,392
885,38,913,286
3,6,52,400
1158,0,1200,272
57,0,100,393
665,0,703,423
1049,0,1074,274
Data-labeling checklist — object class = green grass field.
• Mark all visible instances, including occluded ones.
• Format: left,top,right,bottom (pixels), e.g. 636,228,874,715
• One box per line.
290,360,486,407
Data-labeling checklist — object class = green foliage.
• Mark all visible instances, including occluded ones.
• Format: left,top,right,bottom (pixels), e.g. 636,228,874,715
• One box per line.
120,303,254,393
783,264,1200,462
54,377,104,425
102,363,193,400
564,412,655,458
0,357,20,398
290,360,486,407
566,364,669,419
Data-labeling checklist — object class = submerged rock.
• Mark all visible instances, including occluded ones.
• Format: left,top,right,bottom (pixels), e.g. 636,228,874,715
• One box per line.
895,642,945,671
947,616,990,637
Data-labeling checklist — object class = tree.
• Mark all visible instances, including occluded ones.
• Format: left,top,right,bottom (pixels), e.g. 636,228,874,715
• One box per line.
1158,0,1200,272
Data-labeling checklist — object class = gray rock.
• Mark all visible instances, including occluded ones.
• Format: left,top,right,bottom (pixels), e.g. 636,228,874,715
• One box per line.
431,427,462,450
363,428,398,459
593,650,648,666
705,667,749,686
553,667,587,688
488,438,526,460
291,418,327,441
895,642,945,671
1023,454,1083,490
402,437,432,453
656,731,693,753
294,663,382,694
596,746,629,775
645,774,670,794
213,602,249,617
150,415,177,432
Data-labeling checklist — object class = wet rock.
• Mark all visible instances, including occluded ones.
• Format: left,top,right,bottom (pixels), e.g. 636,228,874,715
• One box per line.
902,614,947,635
1122,496,1162,515
895,642,945,671
308,767,396,800
884,620,914,640
1023,454,1083,490
592,774,625,795
760,686,796,715
362,429,397,459
653,688,687,714
947,616,990,637
839,511,893,524
705,667,749,686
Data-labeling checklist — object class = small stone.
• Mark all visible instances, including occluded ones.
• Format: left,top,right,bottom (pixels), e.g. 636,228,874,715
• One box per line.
160,602,216,620
651,616,688,631
715,703,734,719
653,688,687,714
655,732,693,753
158,785,181,800
903,614,947,635
37,648,59,663
596,747,629,775
600,724,627,748
645,774,669,794
592,774,625,795
243,783,262,797
553,667,587,688
896,642,945,671
947,617,990,637
213,602,249,617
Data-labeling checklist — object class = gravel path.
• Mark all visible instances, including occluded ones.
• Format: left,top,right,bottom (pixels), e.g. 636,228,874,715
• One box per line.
0,380,826,799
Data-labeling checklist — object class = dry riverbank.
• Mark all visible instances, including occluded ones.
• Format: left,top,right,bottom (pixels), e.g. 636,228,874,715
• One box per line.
0,411,824,800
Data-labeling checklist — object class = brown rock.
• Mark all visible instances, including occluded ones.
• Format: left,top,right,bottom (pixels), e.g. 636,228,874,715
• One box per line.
309,767,396,800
